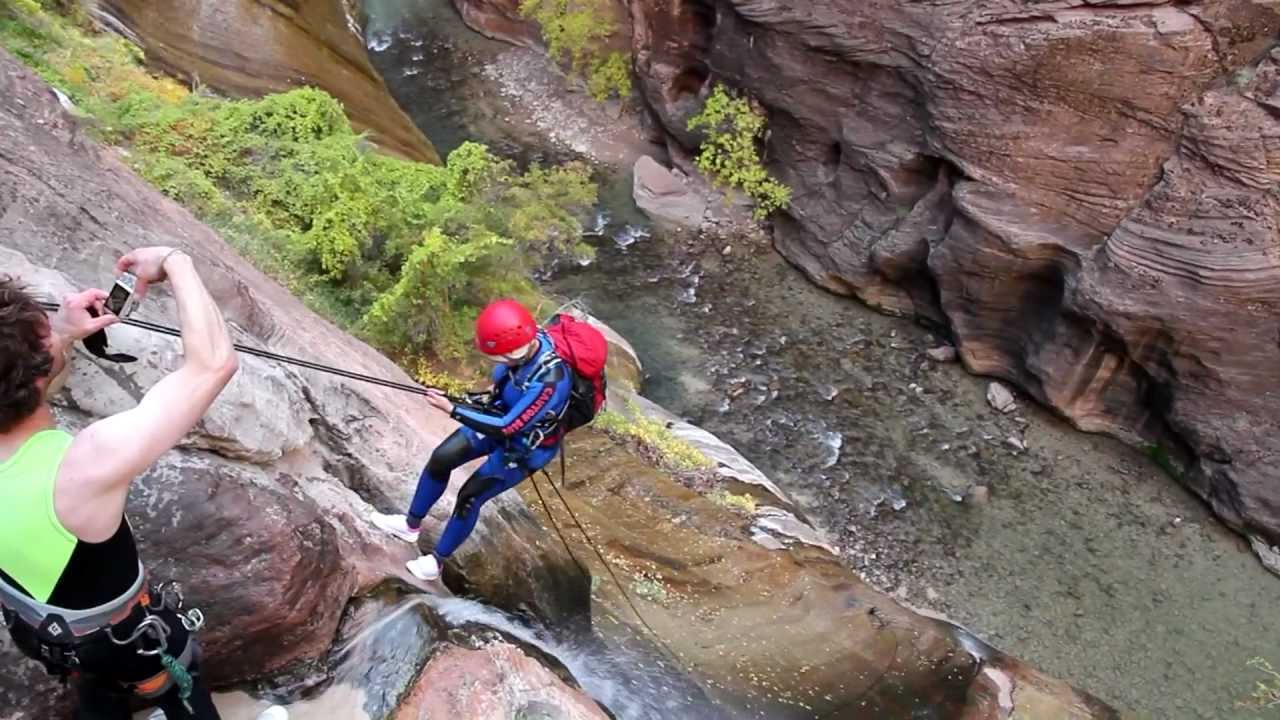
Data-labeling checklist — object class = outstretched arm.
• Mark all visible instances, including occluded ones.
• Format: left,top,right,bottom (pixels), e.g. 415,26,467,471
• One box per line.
55,248,239,542
450,366,570,439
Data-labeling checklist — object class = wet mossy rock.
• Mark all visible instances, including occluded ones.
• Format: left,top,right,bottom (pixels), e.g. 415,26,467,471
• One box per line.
95,0,441,163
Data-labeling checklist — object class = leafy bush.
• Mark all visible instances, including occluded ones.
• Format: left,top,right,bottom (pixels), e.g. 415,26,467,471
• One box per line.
687,83,791,219
1,6,599,364
518,0,632,101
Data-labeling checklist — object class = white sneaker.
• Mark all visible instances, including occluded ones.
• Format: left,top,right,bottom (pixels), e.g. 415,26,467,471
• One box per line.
147,701,287,719
370,512,421,543
406,554,441,581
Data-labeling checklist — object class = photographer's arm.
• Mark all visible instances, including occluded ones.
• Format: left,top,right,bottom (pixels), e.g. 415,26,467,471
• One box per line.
55,249,239,542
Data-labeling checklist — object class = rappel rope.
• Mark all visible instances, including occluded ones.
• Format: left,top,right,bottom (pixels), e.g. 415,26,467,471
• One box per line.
530,460,692,678
42,300,702,693
37,301,435,397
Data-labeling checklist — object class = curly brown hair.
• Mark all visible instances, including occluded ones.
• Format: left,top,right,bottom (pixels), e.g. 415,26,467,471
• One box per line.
0,277,53,433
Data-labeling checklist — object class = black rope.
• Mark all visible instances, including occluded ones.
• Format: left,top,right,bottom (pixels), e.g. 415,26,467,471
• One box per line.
38,302,435,397
533,461,689,677
528,471,587,577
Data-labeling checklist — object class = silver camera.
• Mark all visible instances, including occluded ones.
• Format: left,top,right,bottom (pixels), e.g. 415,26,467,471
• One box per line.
104,272,139,318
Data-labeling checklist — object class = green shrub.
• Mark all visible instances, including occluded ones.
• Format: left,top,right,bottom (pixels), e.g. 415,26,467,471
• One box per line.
1,8,599,364
587,51,632,103
687,83,791,219
1145,444,1185,481
518,0,631,102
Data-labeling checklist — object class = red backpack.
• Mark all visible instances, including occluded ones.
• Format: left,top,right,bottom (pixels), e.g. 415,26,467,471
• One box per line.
545,314,608,431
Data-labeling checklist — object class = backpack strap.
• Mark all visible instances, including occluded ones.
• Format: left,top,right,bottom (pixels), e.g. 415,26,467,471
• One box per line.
514,335,567,391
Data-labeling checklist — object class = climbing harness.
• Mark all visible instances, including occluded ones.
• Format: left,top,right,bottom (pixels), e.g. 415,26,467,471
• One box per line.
0,561,148,643
0,568,203,711
119,581,203,711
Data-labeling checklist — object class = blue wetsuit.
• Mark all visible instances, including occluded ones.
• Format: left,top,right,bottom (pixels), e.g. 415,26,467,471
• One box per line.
407,331,572,558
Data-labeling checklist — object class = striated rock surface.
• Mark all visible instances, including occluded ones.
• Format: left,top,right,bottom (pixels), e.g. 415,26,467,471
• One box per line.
93,0,440,163
452,0,1280,552
0,48,580,716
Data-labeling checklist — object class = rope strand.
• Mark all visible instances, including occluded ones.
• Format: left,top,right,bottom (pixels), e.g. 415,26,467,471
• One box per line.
38,301,434,396
533,464,691,678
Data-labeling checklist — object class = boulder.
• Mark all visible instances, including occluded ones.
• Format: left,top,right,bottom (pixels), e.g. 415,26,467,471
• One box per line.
447,0,633,66
986,382,1017,415
393,643,609,720
539,431,1118,718
451,0,544,48
927,345,958,363
632,155,707,231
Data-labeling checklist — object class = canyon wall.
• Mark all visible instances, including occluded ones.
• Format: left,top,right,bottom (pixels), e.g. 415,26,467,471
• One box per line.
456,0,1280,560
95,0,440,162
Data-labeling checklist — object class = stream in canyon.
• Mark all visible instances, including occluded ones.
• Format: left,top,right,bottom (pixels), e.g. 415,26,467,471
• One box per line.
360,1,1280,717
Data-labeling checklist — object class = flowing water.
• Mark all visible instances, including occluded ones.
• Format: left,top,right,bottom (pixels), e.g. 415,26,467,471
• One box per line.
428,597,730,720
215,591,727,720
359,1,1280,717
335,593,727,720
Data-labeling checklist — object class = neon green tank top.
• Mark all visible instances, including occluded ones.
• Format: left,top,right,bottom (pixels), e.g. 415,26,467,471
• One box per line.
0,430,77,602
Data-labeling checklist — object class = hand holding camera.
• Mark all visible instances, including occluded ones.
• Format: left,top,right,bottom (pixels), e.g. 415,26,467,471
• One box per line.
113,246,187,308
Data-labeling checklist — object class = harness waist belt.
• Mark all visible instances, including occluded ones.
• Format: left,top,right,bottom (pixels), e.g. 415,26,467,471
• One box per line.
0,561,147,641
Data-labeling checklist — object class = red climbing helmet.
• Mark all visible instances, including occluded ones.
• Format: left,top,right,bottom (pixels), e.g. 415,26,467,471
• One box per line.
475,299,537,355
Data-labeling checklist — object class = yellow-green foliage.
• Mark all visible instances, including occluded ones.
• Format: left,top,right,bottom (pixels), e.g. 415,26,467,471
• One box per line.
708,488,758,514
518,0,631,102
413,363,473,397
7,0,43,17
594,406,713,473
0,5,599,362
1238,657,1280,711
687,83,791,219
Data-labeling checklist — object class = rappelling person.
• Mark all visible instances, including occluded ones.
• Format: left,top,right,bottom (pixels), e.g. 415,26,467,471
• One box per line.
0,247,284,720
370,299,608,581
